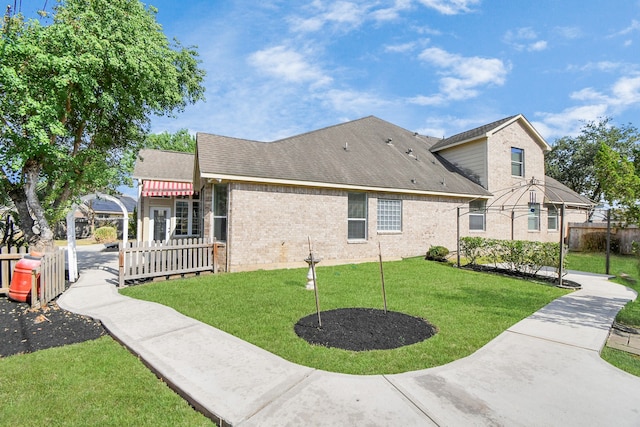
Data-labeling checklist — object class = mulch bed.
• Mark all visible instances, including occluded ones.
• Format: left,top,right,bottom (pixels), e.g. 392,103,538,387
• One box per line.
0,296,107,358
294,307,437,351
462,265,582,289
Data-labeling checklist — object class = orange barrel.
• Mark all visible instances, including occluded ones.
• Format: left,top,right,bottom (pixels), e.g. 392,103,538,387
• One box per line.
9,255,42,303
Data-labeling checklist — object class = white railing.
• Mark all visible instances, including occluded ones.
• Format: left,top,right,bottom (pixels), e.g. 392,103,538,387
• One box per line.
118,238,215,287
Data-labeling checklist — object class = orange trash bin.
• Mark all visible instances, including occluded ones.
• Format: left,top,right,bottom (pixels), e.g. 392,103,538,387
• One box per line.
9,255,42,303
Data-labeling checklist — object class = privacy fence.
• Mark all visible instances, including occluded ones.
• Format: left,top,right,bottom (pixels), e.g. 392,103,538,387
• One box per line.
0,246,67,308
118,238,218,286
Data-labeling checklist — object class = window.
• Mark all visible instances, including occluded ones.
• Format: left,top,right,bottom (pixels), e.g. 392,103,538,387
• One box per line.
547,205,558,231
511,147,524,177
377,199,402,232
175,200,190,236
213,185,228,242
348,193,367,240
528,203,540,231
174,196,201,236
469,200,486,231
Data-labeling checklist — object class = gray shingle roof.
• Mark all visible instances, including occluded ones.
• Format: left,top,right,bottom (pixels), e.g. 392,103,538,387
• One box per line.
133,149,194,182
196,116,490,197
430,115,518,152
544,176,594,206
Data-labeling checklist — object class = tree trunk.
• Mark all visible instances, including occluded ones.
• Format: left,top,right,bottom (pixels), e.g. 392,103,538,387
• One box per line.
23,160,55,253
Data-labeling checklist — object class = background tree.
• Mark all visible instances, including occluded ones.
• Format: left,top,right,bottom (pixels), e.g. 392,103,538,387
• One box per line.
545,118,638,203
144,129,196,153
595,141,640,224
0,0,205,251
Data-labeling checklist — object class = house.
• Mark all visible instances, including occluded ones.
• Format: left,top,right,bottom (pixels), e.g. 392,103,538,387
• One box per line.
133,149,200,243
54,194,137,239
135,115,593,272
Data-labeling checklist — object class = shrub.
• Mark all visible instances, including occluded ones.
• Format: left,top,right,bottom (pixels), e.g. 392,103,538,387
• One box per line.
425,245,449,262
459,237,485,265
94,226,117,243
581,232,620,253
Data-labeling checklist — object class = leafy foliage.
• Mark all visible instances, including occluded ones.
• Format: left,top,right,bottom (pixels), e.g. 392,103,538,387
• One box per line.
425,245,449,262
545,118,639,203
460,237,563,276
93,226,117,243
0,0,205,250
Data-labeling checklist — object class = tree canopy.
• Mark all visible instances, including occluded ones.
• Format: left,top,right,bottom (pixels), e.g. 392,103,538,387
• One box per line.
546,118,640,223
545,118,639,202
0,0,205,250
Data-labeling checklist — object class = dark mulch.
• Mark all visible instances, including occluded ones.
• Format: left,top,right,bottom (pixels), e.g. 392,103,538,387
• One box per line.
0,296,107,358
294,307,437,351
462,265,582,289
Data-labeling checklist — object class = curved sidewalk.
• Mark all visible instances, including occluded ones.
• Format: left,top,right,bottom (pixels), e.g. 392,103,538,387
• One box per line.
58,260,640,426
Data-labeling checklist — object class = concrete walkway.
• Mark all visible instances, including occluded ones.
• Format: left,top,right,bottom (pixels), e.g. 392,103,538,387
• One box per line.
58,248,640,426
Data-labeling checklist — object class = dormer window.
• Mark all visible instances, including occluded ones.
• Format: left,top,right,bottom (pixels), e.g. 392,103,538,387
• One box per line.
511,147,524,177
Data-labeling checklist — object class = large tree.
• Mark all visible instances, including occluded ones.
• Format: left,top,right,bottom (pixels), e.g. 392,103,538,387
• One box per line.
0,0,205,251
545,118,638,203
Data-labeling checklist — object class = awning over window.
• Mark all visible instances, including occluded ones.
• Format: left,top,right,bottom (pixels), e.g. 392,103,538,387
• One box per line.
141,180,193,197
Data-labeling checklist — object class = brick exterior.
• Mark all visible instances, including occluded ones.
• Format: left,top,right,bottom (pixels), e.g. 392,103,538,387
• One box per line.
203,182,467,272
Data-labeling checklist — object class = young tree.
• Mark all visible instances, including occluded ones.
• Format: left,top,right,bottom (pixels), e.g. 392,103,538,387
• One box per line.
0,0,205,251
545,118,638,202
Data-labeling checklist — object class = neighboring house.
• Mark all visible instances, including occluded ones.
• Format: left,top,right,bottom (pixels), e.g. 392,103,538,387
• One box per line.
133,149,200,243
136,115,594,272
54,194,137,239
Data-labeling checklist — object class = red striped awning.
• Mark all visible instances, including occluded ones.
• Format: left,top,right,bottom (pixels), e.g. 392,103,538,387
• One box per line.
141,180,193,197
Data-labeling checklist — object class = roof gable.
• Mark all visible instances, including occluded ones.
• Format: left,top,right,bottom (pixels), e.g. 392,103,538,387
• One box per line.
196,116,490,197
430,114,550,153
133,149,194,182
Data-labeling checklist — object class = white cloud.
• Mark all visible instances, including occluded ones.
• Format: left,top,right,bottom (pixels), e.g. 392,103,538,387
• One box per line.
413,47,509,104
416,0,480,15
555,26,582,40
371,0,413,21
534,74,640,139
289,1,369,33
504,27,548,52
319,89,393,114
533,105,609,139
247,46,333,87
609,19,640,38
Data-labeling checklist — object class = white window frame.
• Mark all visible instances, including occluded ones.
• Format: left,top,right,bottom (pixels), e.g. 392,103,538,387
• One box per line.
469,200,486,231
528,203,540,231
174,198,200,237
547,205,558,231
213,184,228,242
511,147,524,177
348,193,367,240
377,199,402,233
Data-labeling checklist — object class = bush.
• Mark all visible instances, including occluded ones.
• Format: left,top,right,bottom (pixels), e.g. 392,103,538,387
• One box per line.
581,232,620,253
425,245,449,262
460,236,564,277
93,226,117,243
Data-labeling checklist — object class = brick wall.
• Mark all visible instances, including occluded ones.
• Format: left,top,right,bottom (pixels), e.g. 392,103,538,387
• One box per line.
216,183,464,272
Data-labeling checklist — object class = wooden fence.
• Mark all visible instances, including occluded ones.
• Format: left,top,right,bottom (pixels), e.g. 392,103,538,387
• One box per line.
568,222,640,254
0,246,67,308
119,238,216,287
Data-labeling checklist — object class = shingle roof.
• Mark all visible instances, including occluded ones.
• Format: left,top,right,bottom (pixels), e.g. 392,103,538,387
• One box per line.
196,116,490,197
86,195,137,214
430,115,518,152
544,176,594,206
133,149,194,182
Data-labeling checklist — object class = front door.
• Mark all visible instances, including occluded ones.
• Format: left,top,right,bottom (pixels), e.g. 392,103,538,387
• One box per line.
150,208,171,242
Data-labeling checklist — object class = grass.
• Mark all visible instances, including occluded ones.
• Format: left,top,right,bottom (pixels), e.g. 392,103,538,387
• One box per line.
565,251,640,377
0,337,214,426
121,257,568,375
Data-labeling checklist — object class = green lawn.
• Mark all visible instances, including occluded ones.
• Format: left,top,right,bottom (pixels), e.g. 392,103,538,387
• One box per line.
121,257,567,375
565,251,638,280
0,337,214,426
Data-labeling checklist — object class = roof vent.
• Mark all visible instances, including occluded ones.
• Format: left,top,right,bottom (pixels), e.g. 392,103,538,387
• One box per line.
406,148,415,157
411,178,417,184
386,138,393,144
344,142,349,151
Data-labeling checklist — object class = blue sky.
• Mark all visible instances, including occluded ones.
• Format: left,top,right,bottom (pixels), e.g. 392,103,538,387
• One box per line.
132,0,640,143
19,0,640,141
